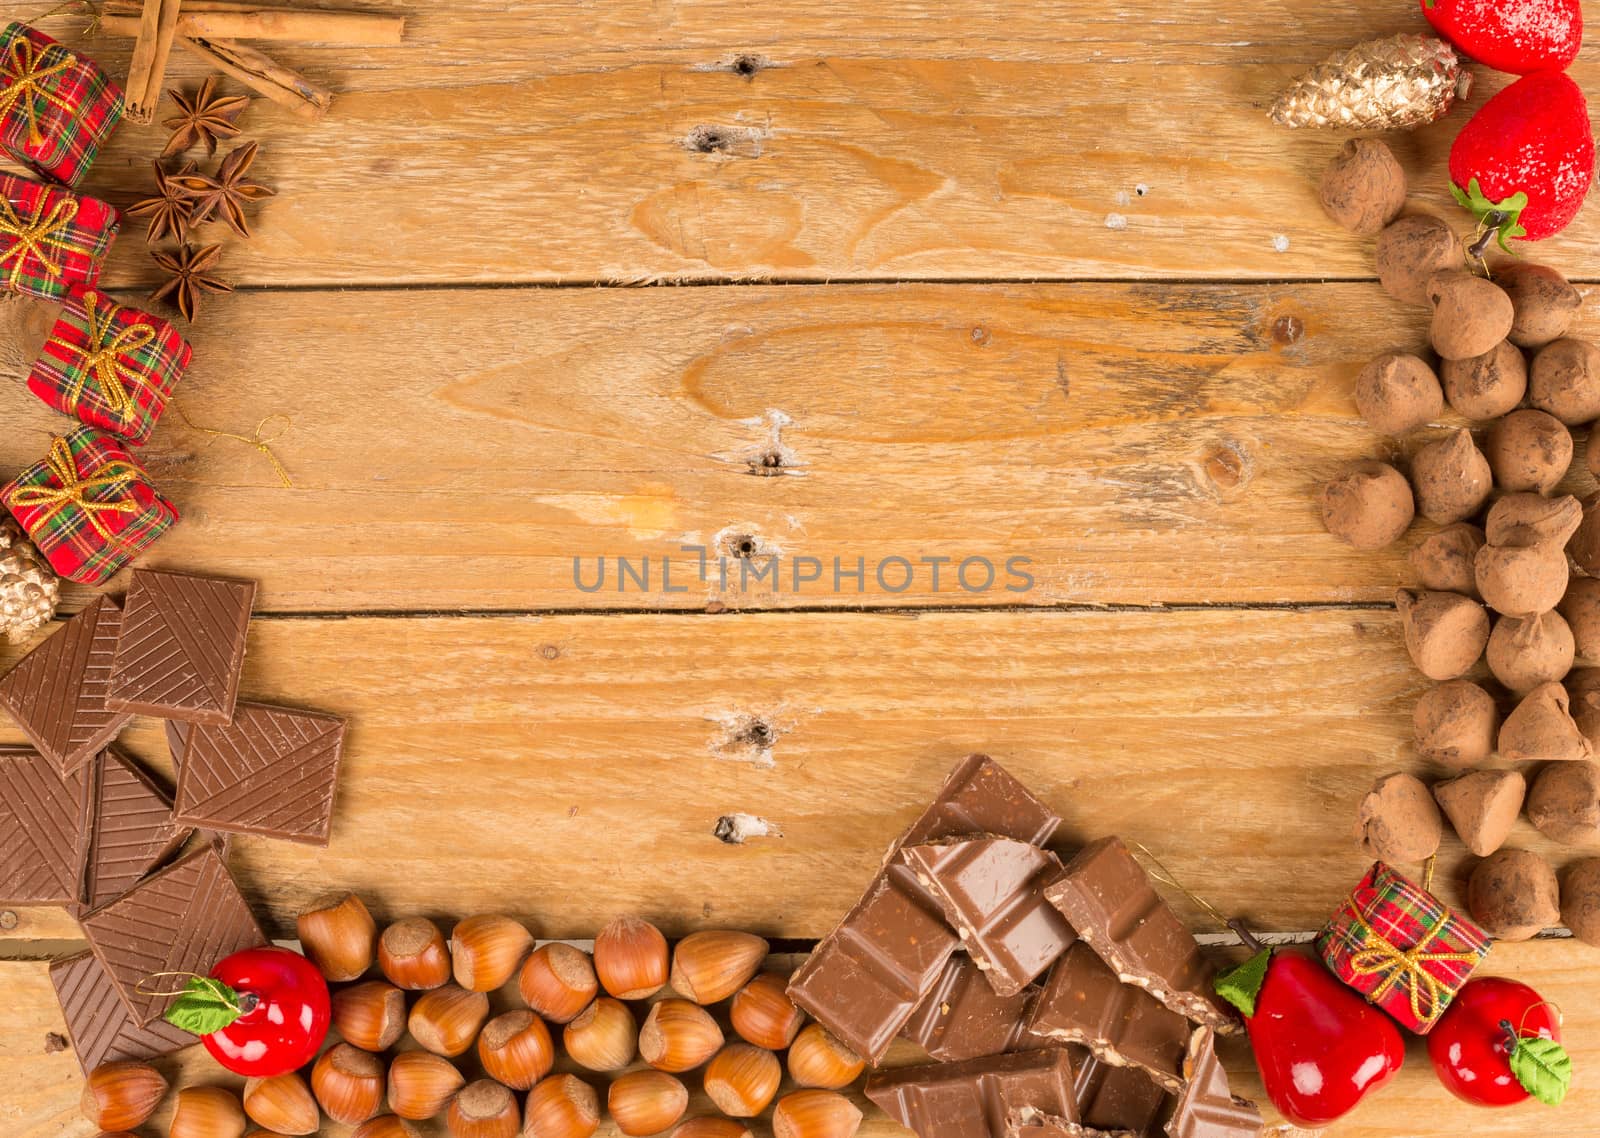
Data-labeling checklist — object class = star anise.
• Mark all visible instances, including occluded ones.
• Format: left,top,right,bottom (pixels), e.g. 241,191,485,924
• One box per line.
172,141,277,239
126,160,199,245
149,244,235,324
162,77,250,158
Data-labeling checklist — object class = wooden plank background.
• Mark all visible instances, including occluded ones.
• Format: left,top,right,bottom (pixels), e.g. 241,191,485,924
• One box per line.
3,1,1599,1136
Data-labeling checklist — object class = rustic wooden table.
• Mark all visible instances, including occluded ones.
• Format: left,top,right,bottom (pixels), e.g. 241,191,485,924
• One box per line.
2,2,1597,1135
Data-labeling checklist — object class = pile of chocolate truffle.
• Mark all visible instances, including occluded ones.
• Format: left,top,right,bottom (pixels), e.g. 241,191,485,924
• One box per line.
1316,138,1600,947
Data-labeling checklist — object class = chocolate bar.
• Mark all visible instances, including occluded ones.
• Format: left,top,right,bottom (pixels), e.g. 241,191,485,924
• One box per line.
171,702,348,846
902,953,1038,1062
1165,1028,1260,1138
788,755,1062,1063
1045,838,1238,1034
79,846,266,1025
79,749,192,913
866,1047,1080,1138
902,837,1074,996
106,569,256,725
0,744,90,905
1008,1049,1172,1138
0,595,132,774
1025,942,1190,1092
49,951,195,1074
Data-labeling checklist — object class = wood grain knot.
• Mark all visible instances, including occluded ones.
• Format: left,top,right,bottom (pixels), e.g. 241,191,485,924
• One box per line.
970,326,992,346
539,644,561,660
1271,314,1305,344
1202,443,1247,490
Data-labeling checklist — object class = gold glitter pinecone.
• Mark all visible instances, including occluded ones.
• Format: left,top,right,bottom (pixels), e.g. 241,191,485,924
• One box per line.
1272,33,1472,130
1,514,60,643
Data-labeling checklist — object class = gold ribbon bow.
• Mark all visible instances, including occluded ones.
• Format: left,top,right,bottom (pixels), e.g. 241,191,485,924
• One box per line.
0,193,79,289
63,291,158,421
0,37,78,148
1346,906,1483,1026
7,436,140,544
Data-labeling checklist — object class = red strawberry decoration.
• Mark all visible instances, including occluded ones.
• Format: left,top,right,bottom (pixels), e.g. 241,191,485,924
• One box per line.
1450,71,1594,247
1421,0,1582,75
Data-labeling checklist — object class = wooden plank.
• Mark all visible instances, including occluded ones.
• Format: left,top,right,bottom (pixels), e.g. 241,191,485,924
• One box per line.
5,4,1594,285
3,941,1595,1138
1,608,1582,945
9,281,1577,612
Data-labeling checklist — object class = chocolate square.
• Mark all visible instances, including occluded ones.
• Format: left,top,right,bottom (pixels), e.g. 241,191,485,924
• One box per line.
78,748,193,913
1008,1050,1173,1138
106,569,256,725
1164,1028,1260,1138
866,1048,1080,1138
0,744,90,905
903,953,1038,1062
49,951,195,1074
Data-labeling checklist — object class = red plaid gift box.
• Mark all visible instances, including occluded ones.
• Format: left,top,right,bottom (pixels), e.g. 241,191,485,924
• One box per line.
28,287,191,445
1,427,178,585
1316,861,1491,1034
0,174,119,301
0,22,124,187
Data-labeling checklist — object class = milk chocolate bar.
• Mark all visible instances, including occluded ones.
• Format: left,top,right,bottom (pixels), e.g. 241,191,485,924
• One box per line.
902,953,1038,1062
788,755,1062,1063
1165,1028,1260,1138
1045,837,1238,1034
106,569,255,725
0,744,90,905
78,748,193,914
49,951,195,1074
902,837,1075,996
866,1047,1079,1138
1026,942,1190,1092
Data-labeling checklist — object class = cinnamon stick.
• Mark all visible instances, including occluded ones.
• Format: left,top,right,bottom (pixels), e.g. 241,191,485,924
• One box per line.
179,34,332,119
124,0,185,124
99,1,406,46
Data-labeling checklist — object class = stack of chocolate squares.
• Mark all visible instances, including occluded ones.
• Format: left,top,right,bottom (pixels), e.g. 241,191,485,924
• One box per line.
0,567,348,1072
787,755,1264,1138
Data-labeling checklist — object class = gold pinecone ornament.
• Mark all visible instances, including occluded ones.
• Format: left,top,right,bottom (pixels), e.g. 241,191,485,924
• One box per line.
1272,34,1471,131
1,514,60,644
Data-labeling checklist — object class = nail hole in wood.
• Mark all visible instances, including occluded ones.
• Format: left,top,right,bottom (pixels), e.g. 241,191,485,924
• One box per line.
686,125,731,153
747,450,787,476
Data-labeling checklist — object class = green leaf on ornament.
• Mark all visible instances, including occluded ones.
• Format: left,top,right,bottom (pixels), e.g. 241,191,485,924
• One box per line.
1510,1036,1573,1106
1452,177,1530,253
162,976,245,1036
1213,947,1272,1018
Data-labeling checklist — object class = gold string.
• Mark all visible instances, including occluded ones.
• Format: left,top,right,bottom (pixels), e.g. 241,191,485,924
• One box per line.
171,405,295,488
1345,901,1482,1026
1129,840,1232,932
135,969,217,998
0,37,79,147
62,290,157,420
6,435,139,542
0,194,79,289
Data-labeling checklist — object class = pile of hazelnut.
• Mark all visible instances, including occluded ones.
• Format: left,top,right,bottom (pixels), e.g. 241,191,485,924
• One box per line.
76,894,867,1138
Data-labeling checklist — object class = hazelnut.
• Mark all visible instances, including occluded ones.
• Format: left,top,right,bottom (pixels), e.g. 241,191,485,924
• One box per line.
408,984,490,1058
1474,542,1568,617
447,1080,520,1138
1395,588,1489,680
1499,681,1592,762
1485,610,1574,695
1432,769,1525,857
379,917,452,990
1410,429,1492,524
478,1010,555,1091
523,1075,600,1138
1526,760,1600,844
787,1024,866,1089
562,996,637,1071
1485,410,1573,495
1441,340,1527,420
640,998,725,1073
170,1086,247,1138
450,914,533,992
1413,680,1498,768
1567,493,1600,576
730,971,806,1050
354,1117,422,1138
608,1071,690,1137
772,1091,865,1138
1529,338,1600,425
594,917,669,1000
1409,524,1484,597
1353,352,1442,435
518,943,598,1024
1560,857,1600,946
704,1043,782,1117
1428,271,1515,360
1320,461,1413,550
311,1043,386,1125
80,1061,168,1131
243,1073,319,1136
1376,215,1461,305
1484,492,1582,549
674,1121,755,1138
1355,771,1442,863
1319,138,1406,235
1559,579,1600,661
387,1050,465,1121
297,891,377,982
331,979,407,1052
669,930,769,1004
1497,261,1582,348
1467,848,1560,941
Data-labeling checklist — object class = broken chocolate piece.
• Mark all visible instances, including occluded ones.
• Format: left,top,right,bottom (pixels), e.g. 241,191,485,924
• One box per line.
49,950,195,1074
866,1047,1079,1138
106,569,256,725
1164,1028,1261,1138
79,749,193,913
1044,837,1238,1035
902,837,1075,996
0,596,132,774
902,953,1038,1062
171,702,347,846
1026,942,1190,1092
1008,1049,1172,1138
788,755,1062,1063
0,744,90,906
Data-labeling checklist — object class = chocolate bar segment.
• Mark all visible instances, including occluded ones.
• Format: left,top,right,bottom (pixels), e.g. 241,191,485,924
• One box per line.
1045,837,1238,1034
1165,1028,1260,1138
902,953,1038,1062
79,748,193,913
0,595,132,774
106,569,256,725
788,755,1062,1063
79,846,267,1024
172,702,348,846
866,1047,1079,1138
1007,1050,1171,1138
1026,942,1191,1092
0,744,90,905
49,951,195,1074
902,837,1074,996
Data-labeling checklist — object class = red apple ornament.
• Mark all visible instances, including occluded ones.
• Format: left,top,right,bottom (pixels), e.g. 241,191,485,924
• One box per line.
1428,976,1571,1106
1215,925,1404,1128
163,945,331,1076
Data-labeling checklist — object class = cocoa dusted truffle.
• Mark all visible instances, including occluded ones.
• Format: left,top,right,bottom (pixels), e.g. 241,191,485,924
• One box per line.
1467,848,1560,941
1483,493,1582,549
1499,681,1592,762
1427,272,1515,361
1566,668,1600,749
1376,215,1462,305
1354,352,1443,435
1441,340,1527,421
1320,461,1414,550
1484,410,1572,495
1565,493,1600,576
1410,429,1492,524
1414,679,1498,768
1396,588,1490,680
1319,139,1407,235
1526,760,1600,844
1562,857,1600,947
1496,261,1582,349
1559,580,1600,661
1474,542,1569,617
1410,523,1484,597
1433,769,1525,857
1485,610,1574,694
1528,338,1600,426
1355,771,1442,863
